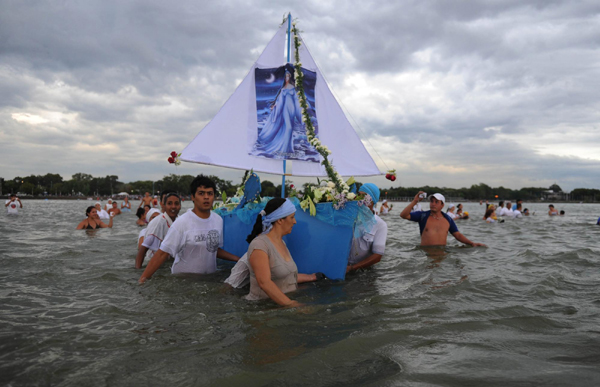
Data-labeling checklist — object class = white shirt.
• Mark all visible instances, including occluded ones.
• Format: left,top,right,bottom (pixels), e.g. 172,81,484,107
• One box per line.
97,209,110,219
5,199,20,214
513,209,522,218
142,214,175,253
224,253,250,288
160,211,224,275
486,217,496,223
348,215,388,266
447,210,459,220
503,208,515,217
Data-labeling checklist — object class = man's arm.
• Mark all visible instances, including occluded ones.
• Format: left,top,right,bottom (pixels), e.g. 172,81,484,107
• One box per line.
217,248,239,262
18,199,22,208
347,253,382,273
139,249,170,283
135,245,150,269
452,232,486,247
400,191,424,219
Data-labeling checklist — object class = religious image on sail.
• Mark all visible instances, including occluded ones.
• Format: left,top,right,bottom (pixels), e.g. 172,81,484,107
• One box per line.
251,63,320,162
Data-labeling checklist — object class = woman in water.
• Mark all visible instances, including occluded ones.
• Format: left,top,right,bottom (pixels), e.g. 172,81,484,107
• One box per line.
483,207,497,223
256,67,303,158
76,206,113,229
246,198,322,306
121,196,132,212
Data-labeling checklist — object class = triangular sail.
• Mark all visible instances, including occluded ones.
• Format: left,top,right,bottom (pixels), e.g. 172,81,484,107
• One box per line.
180,21,381,177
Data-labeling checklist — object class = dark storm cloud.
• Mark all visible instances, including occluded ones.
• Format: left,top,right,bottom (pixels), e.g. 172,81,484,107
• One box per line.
0,0,599,190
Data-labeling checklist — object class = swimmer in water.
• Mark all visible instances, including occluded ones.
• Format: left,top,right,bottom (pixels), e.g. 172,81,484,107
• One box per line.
108,201,122,216
400,192,486,247
121,196,132,212
76,206,114,229
139,192,153,209
484,207,497,223
548,204,559,216
135,207,146,226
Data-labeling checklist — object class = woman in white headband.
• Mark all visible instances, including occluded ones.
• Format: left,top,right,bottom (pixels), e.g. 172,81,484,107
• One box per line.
245,198,323,306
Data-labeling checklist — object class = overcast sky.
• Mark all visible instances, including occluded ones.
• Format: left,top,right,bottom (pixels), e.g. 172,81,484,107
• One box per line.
1,0,600,191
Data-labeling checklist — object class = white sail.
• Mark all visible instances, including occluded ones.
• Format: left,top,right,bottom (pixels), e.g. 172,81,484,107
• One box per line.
180,20,381,177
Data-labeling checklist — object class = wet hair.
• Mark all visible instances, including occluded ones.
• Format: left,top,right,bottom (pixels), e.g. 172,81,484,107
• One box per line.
190,175,217,196
484,208,494,219
523,208,529,213
516,203,522,210
144,204,151,211
560,210,565,215
86,206,95,217
549,204,554,208
136,207,145,219
246,198,286,244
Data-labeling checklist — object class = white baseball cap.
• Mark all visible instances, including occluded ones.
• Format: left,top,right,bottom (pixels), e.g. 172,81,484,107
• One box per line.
429,193,445,204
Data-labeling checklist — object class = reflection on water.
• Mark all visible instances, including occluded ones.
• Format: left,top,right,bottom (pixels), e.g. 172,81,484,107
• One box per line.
1,200,600,386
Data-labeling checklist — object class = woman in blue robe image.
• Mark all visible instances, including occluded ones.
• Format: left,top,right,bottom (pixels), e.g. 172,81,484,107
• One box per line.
257,69,303,158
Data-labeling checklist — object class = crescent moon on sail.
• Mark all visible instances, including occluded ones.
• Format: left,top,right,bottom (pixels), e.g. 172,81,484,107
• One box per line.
265,73,275,83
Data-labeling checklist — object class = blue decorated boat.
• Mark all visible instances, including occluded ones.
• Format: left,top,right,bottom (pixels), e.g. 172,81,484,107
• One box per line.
180,15,381,279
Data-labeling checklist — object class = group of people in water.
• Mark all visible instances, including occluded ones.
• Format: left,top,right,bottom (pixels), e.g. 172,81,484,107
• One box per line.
68,174,599,307
131,176,390,307
75,197,133,229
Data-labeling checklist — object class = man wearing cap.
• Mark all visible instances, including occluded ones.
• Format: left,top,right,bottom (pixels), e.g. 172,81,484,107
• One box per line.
346,183,388,273
400,191,485,247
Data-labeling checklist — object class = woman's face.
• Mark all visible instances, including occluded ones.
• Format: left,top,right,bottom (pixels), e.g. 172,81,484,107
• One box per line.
89,208,99,219
285,72,291,83
277,213,296,235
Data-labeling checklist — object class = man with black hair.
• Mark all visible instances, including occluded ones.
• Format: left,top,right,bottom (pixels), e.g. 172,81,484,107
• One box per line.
5,194,22,214
140,175,239,283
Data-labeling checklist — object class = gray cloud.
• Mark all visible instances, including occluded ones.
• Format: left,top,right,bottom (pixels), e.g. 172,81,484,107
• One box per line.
1,0,599,191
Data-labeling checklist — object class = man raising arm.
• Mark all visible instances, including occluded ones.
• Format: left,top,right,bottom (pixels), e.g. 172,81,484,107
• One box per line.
400,191,486,247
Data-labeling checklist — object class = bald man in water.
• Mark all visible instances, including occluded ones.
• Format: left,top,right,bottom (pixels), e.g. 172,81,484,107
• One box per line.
400,191,486,247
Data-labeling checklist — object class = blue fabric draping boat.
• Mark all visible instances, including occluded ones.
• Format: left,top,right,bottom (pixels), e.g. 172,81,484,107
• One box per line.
215,198,375,280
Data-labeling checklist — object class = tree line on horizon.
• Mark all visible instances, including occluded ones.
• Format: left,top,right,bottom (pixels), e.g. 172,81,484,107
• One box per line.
1,173,599,202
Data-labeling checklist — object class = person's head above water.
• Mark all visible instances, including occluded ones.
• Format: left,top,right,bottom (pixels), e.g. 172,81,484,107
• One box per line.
247,198,297,243
358,183,380,205
428,193,445,213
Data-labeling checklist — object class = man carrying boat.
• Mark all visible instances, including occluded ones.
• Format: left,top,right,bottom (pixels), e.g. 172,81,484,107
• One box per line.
400,192,486,247
346,183,388,273
139,175,239,283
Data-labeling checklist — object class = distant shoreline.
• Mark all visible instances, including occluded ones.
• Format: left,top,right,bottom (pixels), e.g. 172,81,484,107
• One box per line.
2,196,597,204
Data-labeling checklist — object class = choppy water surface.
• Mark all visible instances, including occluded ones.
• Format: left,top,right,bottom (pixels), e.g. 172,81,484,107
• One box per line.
1,200,599,386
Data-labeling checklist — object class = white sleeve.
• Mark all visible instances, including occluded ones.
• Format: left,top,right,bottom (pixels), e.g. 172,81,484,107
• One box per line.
159,224,185,257
142,234,162,252
372,218,388,255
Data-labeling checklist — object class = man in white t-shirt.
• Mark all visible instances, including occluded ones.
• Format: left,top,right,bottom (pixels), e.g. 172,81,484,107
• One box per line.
139,175,239,283
5,194,22,214
346,183,388,273
502,202,515,218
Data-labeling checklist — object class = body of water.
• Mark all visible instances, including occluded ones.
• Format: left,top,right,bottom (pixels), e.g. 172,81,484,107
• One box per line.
1,200,599,386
